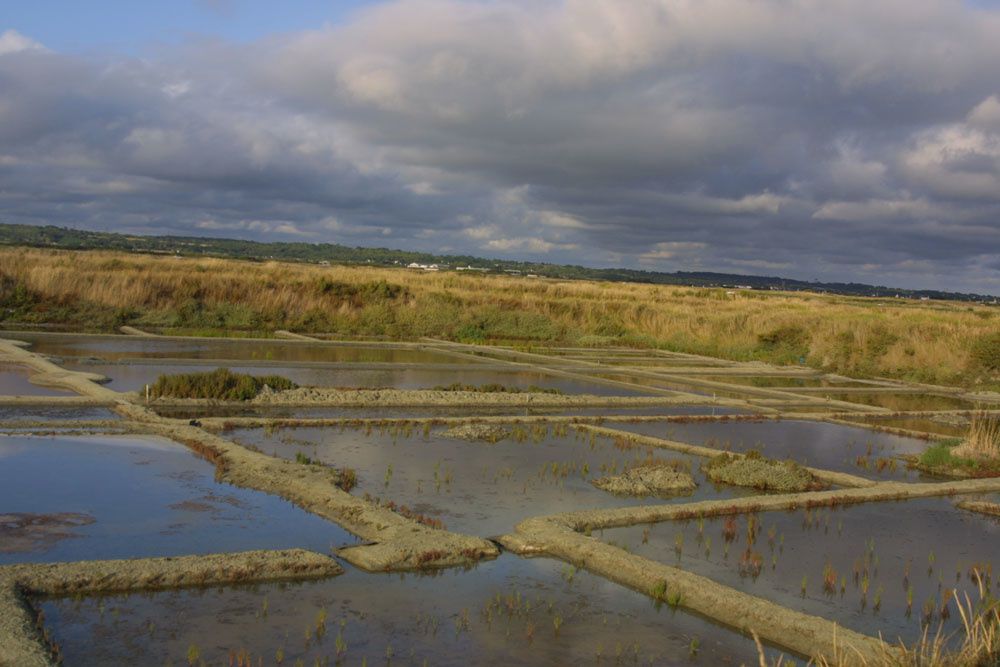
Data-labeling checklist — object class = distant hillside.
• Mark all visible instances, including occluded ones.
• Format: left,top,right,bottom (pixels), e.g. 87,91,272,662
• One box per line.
0,222,995,302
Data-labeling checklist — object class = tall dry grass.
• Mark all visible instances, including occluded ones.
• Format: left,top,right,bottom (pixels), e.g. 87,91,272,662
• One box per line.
1,247,997,388
756,585,1000,666
953,413,1000,460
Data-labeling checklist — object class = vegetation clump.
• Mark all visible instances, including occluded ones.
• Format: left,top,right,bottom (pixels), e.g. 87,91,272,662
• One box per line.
756,324,811,363
441,423,511,443
431,383,563,394
968,331,1000,379
703,450,821,492
149,368,297,401
592,459,696,497
917,413,1000,476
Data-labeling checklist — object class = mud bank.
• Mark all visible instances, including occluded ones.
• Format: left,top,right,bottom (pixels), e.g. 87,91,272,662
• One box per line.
426,338,864,410
0,396,114,407
197,412,767,433
274,329,320,341
591,461,696,496
0,419,124,433
0,339,120,401
956,500,1000,518
821,416,949,441
506,515,883,663
576,424,877,488
517,477,1000,534
0,548,341,667
503,476,1000,663
237,387,751,409
122,412,499,572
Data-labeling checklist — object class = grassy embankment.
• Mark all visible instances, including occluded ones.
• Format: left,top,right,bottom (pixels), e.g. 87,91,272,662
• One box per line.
1,247,997,390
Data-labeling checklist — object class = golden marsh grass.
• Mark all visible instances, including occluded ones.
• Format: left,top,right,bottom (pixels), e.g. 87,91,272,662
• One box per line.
0,247,997,389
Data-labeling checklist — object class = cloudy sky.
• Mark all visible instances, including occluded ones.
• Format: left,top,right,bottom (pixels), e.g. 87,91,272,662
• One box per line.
2,1,1000,293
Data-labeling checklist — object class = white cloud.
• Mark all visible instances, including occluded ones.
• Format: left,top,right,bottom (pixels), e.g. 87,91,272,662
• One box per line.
901,122,1000,201
639,242,708,262
968,94,1000,130
537,211,587,229
2,2,1000,292
485,236,577,253
0,30,45,56
812,198,943,221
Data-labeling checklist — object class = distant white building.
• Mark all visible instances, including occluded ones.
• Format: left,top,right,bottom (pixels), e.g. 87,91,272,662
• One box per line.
407,262,440,271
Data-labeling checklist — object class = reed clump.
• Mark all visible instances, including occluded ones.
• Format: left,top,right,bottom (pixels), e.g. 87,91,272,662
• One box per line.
149,368,297,401
952,412,1000,461
758,586,1000,666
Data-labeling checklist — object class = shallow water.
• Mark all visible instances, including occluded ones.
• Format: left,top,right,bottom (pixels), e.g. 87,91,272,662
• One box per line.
40,553,774,666
602,419,936,481
0,364,74,397
843,416,969,438
57,361,653,396
229,425,754,537
0,435,355,564
600,496,1000,645
5,332,462,364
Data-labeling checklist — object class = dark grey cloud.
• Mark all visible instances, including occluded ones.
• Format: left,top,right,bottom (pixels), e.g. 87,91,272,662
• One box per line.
1,2,1000,293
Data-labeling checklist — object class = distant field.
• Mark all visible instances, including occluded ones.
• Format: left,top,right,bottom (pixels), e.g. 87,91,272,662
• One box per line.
1,247,997,389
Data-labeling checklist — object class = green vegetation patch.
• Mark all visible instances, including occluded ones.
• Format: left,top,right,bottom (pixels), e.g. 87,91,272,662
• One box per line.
431,382,563,395
917,438,1000,477
703,450,821,492
149,368,297,401
756,325,811,363
969,331,1000,379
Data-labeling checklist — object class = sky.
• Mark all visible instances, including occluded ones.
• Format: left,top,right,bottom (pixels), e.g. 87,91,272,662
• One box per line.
1,1,999,293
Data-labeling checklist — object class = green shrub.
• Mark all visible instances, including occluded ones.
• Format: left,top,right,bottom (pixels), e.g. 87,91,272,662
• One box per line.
149,368,297,400
756,324,811,363
969,331,1000,376
593,318,629,337
757,325,809,351
454,308,562,342
312,278,408,304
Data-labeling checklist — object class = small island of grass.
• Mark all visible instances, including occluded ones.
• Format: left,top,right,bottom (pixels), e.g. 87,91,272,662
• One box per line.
149,368,298,401
917,413,1000,477
703,450,823,492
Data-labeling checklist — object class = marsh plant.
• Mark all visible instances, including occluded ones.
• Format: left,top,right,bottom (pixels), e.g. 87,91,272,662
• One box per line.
149,368,296,401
